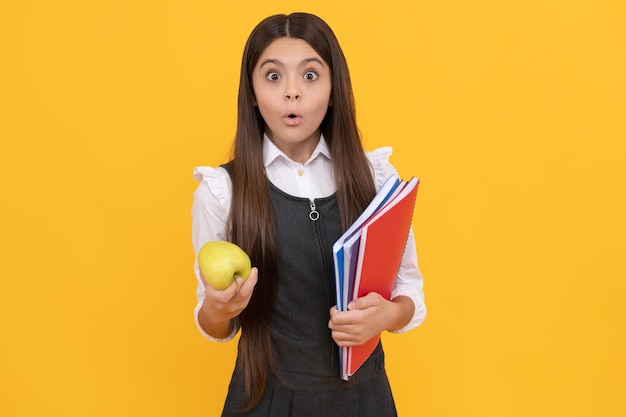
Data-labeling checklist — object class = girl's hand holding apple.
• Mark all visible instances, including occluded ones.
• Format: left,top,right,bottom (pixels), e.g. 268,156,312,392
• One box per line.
196,240,257,338
197,267,258,339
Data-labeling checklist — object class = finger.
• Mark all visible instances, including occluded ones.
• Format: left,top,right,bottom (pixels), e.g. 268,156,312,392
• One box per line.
348,292,382,311
331,330,359,347
329,310,358,328
200,271,232,301
235,268,258,298
215,278,243,302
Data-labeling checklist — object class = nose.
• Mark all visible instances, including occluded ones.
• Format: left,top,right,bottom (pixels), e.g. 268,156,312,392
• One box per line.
285,91,300,101
284,81,300,101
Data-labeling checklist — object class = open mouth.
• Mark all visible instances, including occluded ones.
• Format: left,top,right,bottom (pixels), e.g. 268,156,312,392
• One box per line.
284,111,302,125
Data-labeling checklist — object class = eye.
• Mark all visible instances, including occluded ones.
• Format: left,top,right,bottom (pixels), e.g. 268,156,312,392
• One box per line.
266,71,280,81
304,71,319,81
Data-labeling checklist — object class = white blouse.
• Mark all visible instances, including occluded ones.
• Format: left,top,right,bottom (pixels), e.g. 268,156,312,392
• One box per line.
191,134,427,341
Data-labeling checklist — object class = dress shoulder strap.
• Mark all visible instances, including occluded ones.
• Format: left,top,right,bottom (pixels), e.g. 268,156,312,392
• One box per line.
220,161,234,179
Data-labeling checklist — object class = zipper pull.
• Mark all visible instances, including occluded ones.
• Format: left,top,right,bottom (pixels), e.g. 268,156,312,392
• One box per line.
309,199,319,221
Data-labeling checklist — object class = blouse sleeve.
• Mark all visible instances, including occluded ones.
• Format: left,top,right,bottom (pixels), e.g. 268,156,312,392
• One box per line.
191,166,240,342
366,148,427,333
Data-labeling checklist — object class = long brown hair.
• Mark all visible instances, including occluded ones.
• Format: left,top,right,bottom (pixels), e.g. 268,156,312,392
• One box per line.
227,12,376,410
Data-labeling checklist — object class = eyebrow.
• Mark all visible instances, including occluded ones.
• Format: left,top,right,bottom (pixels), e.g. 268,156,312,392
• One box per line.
259,57,326,68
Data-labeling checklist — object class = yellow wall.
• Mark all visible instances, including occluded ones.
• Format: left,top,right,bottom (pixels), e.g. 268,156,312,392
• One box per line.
1,1,624,416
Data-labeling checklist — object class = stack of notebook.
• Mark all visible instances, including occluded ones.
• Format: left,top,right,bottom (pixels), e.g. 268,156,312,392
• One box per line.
332,174,420,380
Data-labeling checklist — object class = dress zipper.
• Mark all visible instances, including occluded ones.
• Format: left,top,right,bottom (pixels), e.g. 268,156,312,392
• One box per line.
309,199,319,221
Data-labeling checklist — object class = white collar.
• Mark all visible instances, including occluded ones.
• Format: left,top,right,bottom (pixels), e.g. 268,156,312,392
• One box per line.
262,133,332,168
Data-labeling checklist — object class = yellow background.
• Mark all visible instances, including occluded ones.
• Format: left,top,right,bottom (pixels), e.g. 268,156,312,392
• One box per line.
1,0,625,416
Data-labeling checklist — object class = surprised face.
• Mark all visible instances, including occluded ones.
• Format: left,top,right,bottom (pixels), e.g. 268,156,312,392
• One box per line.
252,37,332,163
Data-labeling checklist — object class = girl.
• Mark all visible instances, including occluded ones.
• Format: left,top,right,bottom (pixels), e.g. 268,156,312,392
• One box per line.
192,12,426,416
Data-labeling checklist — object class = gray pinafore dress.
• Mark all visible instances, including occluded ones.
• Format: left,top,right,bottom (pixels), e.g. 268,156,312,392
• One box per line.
221,178,398,417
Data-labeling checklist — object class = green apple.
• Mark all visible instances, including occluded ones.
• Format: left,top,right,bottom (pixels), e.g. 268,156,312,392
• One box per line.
197,240,252,290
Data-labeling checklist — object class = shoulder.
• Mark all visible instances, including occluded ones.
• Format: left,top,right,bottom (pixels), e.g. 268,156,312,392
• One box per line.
192,165,232,211
365,147,400,190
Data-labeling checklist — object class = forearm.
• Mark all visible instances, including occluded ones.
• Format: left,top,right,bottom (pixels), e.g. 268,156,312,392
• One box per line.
197,301,236,340
385,295,415,332
389,228,427,333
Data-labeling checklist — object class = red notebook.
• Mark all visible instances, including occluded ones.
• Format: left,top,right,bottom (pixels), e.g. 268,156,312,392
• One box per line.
343,176,420,380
